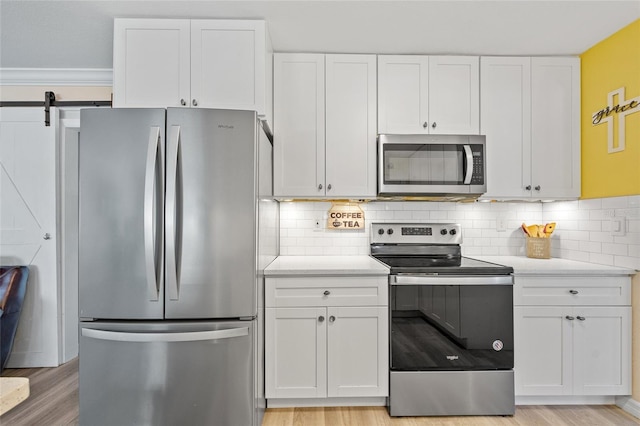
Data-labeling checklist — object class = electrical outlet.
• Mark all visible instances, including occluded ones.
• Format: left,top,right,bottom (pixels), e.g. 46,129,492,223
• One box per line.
610,216,625,236
603,209,615,218
496,217,507,232
314,217,323,231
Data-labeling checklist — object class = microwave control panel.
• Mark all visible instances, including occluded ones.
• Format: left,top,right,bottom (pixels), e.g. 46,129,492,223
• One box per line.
471,145,484,185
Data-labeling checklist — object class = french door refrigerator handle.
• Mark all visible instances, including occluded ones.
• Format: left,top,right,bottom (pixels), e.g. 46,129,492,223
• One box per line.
144,126,161,301
82,327,249,343
463,144,473,184
166,125,181,300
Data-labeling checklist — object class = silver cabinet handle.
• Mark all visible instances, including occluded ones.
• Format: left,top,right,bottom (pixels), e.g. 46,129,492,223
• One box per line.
525,185,532,191
535,185,541,191
327,184,332,190
144,126,162,301
166,125,181,300
318,184,323,190
577,316,586,321
82,327,248,343
180,99,186,106
192,99,198,107
43,233,51,240
329,316,336,323
318,316,325,323
423,122,428,129
565,315,575,320
432,122,437,129
569,290,579,295
323,290,330,296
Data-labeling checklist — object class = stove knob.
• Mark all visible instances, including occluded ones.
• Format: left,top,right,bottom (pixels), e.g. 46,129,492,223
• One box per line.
440,228,448,235
387,229,394,235
449,229,457,236
377,228,385,235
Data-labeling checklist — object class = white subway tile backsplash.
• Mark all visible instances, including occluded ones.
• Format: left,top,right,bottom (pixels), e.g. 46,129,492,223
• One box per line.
279,195,638,271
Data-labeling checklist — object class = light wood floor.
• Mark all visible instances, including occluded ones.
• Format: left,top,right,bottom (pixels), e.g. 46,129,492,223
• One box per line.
1,357,639,425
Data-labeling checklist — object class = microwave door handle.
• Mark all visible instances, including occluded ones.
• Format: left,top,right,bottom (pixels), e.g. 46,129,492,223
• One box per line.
463,145,473,184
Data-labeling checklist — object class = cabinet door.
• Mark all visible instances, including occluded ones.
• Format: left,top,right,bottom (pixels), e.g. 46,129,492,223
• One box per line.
327,307,388,397
273,54,325,197
325,54,377,198
191,20,266,116
113,19,190,108
531,57,580,198
514,306,573,396
265,307,327,398
480,57,532,199
428,56,480,134
378,55,429,134
573,307,631,395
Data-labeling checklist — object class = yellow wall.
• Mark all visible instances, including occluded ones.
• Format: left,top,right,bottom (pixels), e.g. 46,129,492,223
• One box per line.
581,19,640,198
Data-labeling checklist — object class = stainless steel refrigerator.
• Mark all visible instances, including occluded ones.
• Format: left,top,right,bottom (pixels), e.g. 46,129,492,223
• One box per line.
78,108,278,426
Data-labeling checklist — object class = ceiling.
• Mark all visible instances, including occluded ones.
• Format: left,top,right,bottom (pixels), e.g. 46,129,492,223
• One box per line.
1,0,639,69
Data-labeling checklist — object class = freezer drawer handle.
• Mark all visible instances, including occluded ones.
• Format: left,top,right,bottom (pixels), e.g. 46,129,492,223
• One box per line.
82,327,249,343
144,126,162,301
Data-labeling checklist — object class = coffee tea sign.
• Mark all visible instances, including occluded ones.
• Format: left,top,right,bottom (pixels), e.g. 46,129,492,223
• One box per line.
327,203,364,230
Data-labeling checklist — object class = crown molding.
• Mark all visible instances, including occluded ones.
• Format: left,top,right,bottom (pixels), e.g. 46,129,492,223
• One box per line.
0,68,113,86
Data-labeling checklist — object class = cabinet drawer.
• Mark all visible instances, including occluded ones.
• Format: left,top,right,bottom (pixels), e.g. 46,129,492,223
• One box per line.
514,276,631,306
266,276,388,307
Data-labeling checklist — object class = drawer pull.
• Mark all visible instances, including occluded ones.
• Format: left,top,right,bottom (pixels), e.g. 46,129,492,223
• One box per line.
565,315,575,321
329,315,336,323
577,316,586,321
318,316,325,323
323,290,331,296
569,290,579,295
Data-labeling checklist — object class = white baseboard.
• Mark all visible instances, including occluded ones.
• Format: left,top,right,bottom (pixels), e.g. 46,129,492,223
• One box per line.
616,396,640,419
515,395,615,405
267,397,386,408
0,68,112,86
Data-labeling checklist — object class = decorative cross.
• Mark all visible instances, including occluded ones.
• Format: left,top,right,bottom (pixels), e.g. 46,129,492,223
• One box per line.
592,87,640,153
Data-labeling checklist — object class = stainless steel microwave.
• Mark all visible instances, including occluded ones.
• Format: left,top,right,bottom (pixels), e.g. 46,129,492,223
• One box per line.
378,134,486,198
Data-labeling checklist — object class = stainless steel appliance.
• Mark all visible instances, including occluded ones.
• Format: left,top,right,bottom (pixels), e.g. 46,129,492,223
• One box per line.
370,223,514,417
78,108,278,426
377,134,486,198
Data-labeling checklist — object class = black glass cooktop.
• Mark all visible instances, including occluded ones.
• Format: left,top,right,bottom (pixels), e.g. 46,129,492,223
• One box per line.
373,256,513,276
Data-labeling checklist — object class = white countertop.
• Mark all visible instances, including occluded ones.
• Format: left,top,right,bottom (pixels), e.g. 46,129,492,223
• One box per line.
471,255,637,276
265,255,390,276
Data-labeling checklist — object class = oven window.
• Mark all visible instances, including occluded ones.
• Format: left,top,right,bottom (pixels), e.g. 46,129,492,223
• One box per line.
390,284,513,371
383,144,464,185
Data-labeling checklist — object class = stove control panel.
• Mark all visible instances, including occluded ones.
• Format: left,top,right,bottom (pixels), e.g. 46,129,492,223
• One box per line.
371,223,462,245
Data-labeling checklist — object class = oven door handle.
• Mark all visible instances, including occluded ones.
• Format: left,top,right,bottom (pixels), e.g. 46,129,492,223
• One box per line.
391,275,513,286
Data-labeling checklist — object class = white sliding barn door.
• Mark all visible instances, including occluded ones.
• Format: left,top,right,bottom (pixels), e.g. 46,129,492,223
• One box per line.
0,107,60,367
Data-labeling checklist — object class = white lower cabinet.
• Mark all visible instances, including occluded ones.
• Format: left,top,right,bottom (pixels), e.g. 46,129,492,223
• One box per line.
265,277,388,402
514,276,631,398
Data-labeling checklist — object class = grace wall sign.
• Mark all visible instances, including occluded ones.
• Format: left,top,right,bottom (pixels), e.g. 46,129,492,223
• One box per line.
592,87,640,153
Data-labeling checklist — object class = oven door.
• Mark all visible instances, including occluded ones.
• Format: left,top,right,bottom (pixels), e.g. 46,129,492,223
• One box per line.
390,275,513,371
378,134,485,196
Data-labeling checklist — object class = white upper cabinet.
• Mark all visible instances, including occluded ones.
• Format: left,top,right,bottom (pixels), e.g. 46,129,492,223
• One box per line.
274,53,377,199
273,53,325,198
325,54,377,198
480,56,580,200
480,57,532,199
113,19,272,124
378,55,479,134
530,57,581,199
113,19,191,108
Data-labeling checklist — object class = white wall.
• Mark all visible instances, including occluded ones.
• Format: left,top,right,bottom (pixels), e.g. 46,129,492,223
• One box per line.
280,195,640,270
